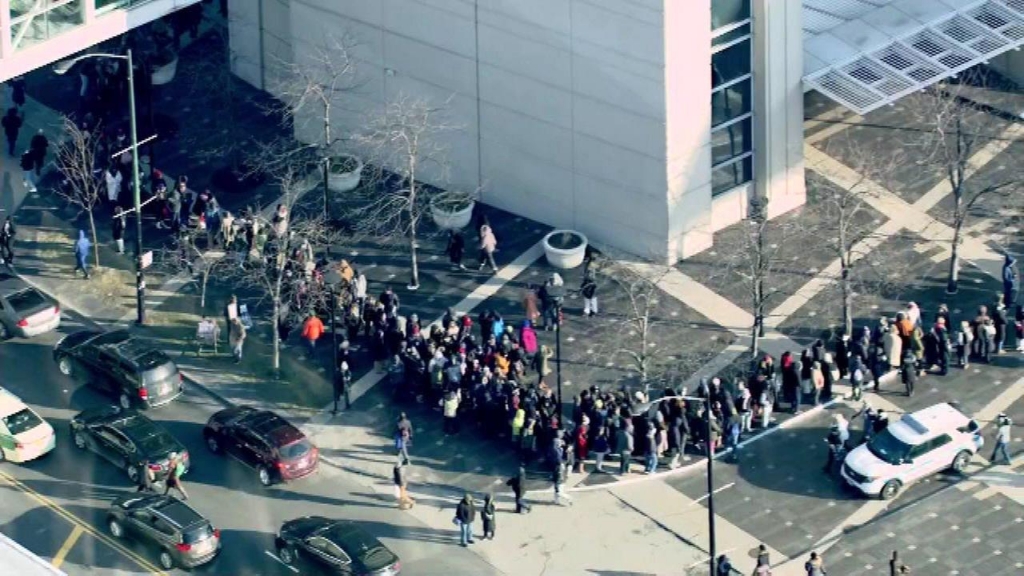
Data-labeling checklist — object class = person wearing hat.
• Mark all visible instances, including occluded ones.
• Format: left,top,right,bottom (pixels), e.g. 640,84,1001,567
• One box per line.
992,413,1013,465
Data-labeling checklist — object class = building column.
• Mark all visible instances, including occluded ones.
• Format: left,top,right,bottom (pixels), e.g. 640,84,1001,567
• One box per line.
752,0,805,219
664,0,712,262
0,0,12,59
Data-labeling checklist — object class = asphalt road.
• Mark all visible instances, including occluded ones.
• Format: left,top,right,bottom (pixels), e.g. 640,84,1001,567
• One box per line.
0,311,502,576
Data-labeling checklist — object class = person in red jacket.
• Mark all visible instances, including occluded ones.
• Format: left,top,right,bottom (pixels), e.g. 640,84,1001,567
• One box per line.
301,313,325,357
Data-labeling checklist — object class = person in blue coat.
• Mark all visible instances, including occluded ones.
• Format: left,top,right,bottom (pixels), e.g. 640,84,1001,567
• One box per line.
73,230,91,279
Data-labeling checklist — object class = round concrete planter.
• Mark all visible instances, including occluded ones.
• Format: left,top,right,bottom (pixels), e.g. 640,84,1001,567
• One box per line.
543,230,588,269
430,197,475,230
326,154,363,193
150,55,178,86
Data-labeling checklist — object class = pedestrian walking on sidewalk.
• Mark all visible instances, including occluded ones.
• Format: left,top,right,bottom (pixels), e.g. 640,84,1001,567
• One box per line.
1004,254,1019,312
477,224,498,273
580,270,598,317
446,230,466,270
804,551,826,576
992,413,1013,465
73,230,91,279
135,459,156,492
29,128,48,176
2,108,22,156
229,317,246,363
111,207,126,254
395,421,412,464
0,216,16,265
715,555,733,576
506,465,531,513
756,543,771,569
337,361,353,409
163,452,189,500
551,461,569,505
301,312,324,357
454,493,476,546
19,149,36,192
480,493,496,540
393,461,414,510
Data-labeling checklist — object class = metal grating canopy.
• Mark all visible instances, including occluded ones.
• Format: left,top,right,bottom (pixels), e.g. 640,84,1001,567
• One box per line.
803,0,1024,114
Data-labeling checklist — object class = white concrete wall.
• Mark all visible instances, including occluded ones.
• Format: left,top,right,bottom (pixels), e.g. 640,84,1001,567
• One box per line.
752,0,805,220
988,50,1024,90
0,0,202,83
228,0,292,93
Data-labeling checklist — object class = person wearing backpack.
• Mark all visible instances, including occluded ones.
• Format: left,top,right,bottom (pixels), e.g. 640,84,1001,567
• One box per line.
580,270,598,317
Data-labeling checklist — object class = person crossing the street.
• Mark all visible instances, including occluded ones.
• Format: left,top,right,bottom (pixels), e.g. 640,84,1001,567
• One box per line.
163,452,189,500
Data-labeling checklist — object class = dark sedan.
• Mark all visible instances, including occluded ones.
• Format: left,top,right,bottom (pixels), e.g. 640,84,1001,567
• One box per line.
203,406,318,486
275,517,401,575
70,406,190,483
53,329,183,409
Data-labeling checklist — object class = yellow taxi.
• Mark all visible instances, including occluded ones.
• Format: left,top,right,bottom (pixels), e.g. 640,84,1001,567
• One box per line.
0,388,55,463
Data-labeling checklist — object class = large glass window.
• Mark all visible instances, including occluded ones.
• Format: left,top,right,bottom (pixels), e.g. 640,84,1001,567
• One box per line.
9,0,84,51
710,0,753,197
712,0,751,32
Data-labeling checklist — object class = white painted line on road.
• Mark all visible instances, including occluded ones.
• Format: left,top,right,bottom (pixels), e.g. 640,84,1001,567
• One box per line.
689,482,734,506
264,550,299,573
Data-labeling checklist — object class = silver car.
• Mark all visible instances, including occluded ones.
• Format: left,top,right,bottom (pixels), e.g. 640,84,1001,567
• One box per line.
0,273,60,339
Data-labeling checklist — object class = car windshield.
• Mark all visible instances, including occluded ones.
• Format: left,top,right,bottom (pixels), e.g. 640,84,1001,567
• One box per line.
142,363,177,385
866,429,912,465
3,408,43,436
6,289,46,314
278,439,312,461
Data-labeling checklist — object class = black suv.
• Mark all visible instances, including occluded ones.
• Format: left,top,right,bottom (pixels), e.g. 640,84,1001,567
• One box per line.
203,406,319,486
108,493,221,570
70,406,190,483
53,330,183,409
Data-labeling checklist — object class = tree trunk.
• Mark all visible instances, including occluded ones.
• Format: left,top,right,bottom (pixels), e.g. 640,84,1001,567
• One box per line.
200,267,209,310
947,197,964,294
407,180,420,290
840,259,853,337
271,297,281,372
87,209,100,268
322,104,331,220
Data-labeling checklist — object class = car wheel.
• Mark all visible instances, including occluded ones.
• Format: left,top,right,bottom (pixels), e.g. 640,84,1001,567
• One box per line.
127,464,139,484
108,519,124,539
73,430,87,450
57,355,73,376
158,550,175,570
880,480,901,500
119,393,132,410
952,450,972,473
0,447,6,463
205,434,221,454
278,545,296,565
258,465,272,486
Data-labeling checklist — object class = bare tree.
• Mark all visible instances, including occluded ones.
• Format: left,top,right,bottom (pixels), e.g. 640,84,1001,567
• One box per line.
54,117,103,267
157,228,230,310
223,168,345,373
351,94,460,291
914,73,1022,293
259,33,362,218
812,136,902,336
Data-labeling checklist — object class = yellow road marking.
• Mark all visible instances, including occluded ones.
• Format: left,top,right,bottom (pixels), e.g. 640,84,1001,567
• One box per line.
51,525,83,569
0,469,166,575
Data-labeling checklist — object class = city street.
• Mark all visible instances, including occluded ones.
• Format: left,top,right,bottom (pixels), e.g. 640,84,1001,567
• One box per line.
0,312,501,576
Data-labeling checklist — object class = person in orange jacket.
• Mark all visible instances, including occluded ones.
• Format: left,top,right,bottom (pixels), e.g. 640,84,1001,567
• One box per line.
301,312,325,357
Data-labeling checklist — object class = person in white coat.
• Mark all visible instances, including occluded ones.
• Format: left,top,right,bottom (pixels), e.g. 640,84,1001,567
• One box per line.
104,166,122,204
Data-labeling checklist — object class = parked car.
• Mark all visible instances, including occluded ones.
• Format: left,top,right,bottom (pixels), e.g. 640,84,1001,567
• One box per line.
203,406,318,486
275,516,401,575
70,405,189,483
0,387,56,463
53,329,183,409
841,402,983,500
107,493,221,570
0,273,60,339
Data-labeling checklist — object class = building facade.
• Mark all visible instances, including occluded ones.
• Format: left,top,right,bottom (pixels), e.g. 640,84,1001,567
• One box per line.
229,0,807,263
0,0,202,83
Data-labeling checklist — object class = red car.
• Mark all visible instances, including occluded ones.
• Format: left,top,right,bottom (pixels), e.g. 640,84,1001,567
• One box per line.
202,406,318,486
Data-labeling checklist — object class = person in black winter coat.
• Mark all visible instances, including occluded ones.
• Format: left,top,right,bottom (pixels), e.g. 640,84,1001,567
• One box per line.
0,216,16,264
481,494,496,540
900,349,917,397
455,493,476,546
506,466,531,513
447,230,466,270
580,271,598,317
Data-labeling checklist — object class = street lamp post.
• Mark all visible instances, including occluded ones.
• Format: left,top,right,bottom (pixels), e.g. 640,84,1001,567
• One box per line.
55,51,146,324
555,304,564,429
324,266,342,415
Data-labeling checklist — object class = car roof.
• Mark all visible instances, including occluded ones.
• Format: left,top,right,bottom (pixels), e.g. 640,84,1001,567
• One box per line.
324,522,381,553
240,410,304,447
91,332,171,371
114,413,168,443
0,387,28,419
889,403,971,444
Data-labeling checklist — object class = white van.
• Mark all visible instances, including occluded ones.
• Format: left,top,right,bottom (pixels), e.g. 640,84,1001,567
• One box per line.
841,402,983,500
